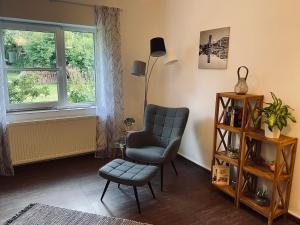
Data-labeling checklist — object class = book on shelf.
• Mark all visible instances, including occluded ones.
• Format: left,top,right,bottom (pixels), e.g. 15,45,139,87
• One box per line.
212,165,230,185
223,106,243,127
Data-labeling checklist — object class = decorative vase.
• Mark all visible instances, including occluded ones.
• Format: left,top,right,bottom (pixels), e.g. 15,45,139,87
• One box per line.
264,124,280,139
234,66,249,95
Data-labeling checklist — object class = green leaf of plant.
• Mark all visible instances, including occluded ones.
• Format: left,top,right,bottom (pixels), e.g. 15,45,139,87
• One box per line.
253,115,262,128
268,114,276,127
280,116,287,127
277,120,283,130
271,92,278,105
287,114,296,123
276,98,282,112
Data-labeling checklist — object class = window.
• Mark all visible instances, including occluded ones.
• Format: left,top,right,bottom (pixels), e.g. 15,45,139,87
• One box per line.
0,21,96,112
65,31,95,103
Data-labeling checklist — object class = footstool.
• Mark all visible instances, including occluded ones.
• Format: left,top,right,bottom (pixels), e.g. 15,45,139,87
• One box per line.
98,159,159,213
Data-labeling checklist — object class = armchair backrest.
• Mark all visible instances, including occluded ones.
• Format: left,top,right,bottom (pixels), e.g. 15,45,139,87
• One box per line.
144,104,189,148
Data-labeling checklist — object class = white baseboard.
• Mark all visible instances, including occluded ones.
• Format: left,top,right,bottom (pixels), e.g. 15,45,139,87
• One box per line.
177,152,211,171
288,210,300,220
177,152,300,220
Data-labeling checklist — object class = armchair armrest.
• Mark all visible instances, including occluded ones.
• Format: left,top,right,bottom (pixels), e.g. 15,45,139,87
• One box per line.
126,130,150,148
163,136,182,161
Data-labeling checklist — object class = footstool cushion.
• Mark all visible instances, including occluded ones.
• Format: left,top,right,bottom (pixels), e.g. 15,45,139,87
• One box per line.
99,159,159,187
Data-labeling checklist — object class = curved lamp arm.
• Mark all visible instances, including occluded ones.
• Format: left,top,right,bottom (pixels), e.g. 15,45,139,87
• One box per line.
131,37,169,110
144,57,158,109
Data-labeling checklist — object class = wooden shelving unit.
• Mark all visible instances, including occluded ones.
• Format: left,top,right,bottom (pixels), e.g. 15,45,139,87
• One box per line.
211,92,264,203
237,130,297,225
239,193,285,218
214,151,239,167
212,183,235,198
211,92,297,225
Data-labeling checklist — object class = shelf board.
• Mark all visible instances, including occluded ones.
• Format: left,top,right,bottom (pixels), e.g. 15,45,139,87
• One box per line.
215,151,239,167
245,129,297,145
216,123,242,133
218,92,264,100
243,163,291,181
212,183,236,198
240,194,285,218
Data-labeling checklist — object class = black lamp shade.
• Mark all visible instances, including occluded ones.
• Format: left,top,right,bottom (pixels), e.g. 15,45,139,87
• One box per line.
150,37,166,57
131,60,146,76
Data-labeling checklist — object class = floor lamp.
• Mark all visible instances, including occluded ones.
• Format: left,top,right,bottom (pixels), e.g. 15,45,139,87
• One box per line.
131,37,177,109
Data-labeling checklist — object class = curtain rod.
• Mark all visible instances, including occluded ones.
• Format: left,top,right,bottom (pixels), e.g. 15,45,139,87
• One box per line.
49,0,121,10
49,0,96,8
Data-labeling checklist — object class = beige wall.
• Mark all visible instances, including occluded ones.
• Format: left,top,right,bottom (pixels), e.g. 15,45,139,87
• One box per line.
0,0,95,25
147,0,300,217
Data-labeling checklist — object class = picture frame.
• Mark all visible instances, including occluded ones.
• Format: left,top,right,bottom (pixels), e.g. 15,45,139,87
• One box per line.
199,27,230,69
212,165,230,185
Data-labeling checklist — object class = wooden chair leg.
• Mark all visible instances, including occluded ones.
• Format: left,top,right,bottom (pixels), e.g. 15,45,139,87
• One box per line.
133,186,141,214
161,165,164,192
148,182,155,199
101,180,110,201
171,160,178,176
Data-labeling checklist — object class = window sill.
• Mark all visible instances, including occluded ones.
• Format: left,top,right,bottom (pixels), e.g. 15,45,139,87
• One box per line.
7,106,96,123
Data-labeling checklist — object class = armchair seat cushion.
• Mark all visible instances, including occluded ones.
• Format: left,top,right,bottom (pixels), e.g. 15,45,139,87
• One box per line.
126,146,165,164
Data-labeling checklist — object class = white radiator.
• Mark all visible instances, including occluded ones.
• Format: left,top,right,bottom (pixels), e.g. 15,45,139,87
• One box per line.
8,116,97,165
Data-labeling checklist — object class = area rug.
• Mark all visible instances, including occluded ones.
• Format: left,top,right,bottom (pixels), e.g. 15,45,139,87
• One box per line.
4,203,150,225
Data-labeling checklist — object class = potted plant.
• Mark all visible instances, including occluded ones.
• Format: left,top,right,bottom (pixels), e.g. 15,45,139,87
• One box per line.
255,189,270,206
256,92,296,139
124,117,135,131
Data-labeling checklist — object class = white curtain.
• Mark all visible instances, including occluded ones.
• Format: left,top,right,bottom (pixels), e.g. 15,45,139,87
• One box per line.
94,6,125,158
0,32,14,176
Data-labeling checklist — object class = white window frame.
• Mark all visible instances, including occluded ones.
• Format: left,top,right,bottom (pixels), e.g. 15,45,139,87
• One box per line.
0,20,96,112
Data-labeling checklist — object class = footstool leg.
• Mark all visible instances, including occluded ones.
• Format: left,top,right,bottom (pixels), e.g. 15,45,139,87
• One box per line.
101,180,110,201
148,182,155,199
133,186,141,214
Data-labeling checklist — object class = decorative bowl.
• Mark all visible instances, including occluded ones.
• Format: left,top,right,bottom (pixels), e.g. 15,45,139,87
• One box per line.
255,196,270,207
227,151,239,159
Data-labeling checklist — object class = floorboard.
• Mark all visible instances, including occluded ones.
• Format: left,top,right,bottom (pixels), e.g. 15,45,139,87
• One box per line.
0,155,297,225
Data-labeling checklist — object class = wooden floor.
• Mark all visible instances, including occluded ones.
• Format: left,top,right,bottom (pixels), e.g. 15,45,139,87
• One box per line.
0,155,297,225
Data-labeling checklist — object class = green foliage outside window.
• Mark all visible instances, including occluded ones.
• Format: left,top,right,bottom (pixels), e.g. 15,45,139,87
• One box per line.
64,31,94,71
8,73,50,103
3,30,95,105
67,67,95,103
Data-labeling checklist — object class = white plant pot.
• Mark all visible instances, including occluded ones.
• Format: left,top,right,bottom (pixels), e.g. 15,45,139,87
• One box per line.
264,124,280,139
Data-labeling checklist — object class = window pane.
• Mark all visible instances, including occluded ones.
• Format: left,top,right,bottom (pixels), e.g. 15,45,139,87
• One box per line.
3,29,56,68
7,70,58,104
64,31,95,103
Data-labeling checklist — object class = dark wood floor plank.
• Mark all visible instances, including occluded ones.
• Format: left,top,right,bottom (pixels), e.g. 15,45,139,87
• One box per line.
0,155,297,225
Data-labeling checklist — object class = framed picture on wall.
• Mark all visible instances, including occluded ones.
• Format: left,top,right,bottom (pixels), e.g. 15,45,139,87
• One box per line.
198,27,230,69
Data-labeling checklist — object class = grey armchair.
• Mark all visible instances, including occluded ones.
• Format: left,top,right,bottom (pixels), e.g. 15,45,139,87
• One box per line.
126,104,189,191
